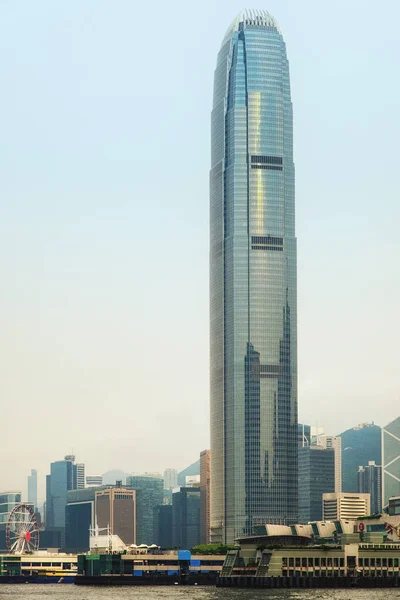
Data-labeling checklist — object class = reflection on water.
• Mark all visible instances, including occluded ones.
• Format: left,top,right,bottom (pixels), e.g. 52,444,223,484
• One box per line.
1,586,400,600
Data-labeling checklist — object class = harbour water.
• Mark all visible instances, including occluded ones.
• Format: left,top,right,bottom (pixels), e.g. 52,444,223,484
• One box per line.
0,587,399,600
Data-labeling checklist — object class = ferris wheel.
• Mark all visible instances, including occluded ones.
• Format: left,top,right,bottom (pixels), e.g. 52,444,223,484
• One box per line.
6,504,40,554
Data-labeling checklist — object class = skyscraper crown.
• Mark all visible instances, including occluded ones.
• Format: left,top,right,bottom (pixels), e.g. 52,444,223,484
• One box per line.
222,9,280,46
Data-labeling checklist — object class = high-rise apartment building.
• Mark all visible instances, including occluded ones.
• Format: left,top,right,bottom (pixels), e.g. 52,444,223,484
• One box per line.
298,447,335,523
28,469,38,509
46,459,74,534
210,9,297,542
126,475,163,545
358,461,382,515
318,435,342,492
200,449,211,543
322,492,370,521
163,469,178,491
382,417,400,508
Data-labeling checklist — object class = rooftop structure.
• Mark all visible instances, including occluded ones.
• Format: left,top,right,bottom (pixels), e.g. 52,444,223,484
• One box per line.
222,9,281,46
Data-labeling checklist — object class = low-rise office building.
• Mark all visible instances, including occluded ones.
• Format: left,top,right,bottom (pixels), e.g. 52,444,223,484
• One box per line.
323,492,370,520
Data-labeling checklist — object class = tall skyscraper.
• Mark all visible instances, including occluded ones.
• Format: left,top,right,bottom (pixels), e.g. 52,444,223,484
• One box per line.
46,454,85,547
28,469,38,509
382,417,400,508
210,9,297,542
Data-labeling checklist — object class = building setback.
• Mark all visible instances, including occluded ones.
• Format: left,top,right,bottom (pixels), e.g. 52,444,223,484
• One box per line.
210,8,298,543
298,447,335,523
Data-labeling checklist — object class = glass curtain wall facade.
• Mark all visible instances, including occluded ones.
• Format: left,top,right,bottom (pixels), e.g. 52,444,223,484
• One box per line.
298,447,335,523
172,487,201,549
210,9,297,543
28,469,38,509
357,461,382,515
382,417,400,508
126,475,163,545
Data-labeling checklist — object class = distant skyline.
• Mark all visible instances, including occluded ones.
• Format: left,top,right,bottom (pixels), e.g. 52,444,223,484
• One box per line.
1,0,400,495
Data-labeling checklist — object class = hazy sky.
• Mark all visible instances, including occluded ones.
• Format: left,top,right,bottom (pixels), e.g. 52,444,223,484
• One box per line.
1,0,400,501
